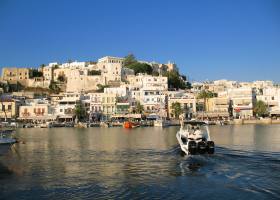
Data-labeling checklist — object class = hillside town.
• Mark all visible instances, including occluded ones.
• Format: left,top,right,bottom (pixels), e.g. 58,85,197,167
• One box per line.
0,55,279,127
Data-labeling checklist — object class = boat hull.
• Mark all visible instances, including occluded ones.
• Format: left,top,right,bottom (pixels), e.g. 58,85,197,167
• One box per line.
176,132,215,155
123,121,139,129
0,141,16,156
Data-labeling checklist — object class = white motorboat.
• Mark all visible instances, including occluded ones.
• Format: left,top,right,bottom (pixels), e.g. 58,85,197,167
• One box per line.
176,121,215,155
0,130,17,156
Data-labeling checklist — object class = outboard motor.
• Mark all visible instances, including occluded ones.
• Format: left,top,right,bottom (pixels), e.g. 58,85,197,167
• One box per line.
207,141,215,154
197,141,207,154
188,141,197,155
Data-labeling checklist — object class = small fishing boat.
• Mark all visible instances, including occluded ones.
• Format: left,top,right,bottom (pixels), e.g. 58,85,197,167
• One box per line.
100,121,112,128
123,121,140,129
0,130,17,156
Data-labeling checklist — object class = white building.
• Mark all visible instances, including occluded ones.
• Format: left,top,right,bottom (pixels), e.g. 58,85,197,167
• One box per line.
257,87,280,114
86,93,102,113
18,99,56,121
104,87,128,97
127,74,168,91
225,87,256,118
139,88,166,114
167,91,196,119
97,56,124,85
60,61,88,69
54,92,85,121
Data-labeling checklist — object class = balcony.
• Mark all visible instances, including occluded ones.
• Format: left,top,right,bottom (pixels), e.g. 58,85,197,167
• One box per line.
21,112,30,117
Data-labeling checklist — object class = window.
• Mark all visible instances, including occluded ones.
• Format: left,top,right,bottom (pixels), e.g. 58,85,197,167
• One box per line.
272,96,275,100
2,105,5,111
8,105,12,110
60,109,63,112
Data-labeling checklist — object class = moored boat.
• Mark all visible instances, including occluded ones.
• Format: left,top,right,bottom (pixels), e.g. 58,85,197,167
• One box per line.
0,130,17,156
153,119,170,127
123,121,139,128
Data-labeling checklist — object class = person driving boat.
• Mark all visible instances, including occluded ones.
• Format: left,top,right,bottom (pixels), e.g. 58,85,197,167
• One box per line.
193,126,205,141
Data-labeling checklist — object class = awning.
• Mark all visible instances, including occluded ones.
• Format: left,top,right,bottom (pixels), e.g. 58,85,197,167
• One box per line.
112,114,142,119
18,116,57,120
58,115,75,119
270,110,280,115
196,112,229,117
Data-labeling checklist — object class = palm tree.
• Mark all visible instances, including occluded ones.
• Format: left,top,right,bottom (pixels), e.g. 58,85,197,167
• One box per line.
197,90,216,111
135,101,144,114
171,102,182,119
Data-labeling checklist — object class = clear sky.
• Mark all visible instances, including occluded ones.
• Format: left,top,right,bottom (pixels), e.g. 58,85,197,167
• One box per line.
0,0,279,82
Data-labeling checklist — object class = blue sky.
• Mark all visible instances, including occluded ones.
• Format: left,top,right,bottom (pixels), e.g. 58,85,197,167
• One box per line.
0,0,279,82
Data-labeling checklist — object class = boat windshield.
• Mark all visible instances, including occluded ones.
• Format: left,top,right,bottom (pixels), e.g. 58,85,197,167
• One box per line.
183,123,210,140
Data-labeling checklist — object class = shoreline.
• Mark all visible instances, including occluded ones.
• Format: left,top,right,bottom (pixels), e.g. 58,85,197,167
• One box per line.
229,118,280,125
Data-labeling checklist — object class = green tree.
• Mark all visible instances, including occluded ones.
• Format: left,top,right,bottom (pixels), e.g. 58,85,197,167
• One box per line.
197,90,217,111
123,54,153,75
171,102,183,119
254,100,268,117
123,53,137,66
49,81,60,94
30,69,43,78
135,101,144,114
163,71,187,89
127,62,153,75
74,102,86,122
186,81,192,89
